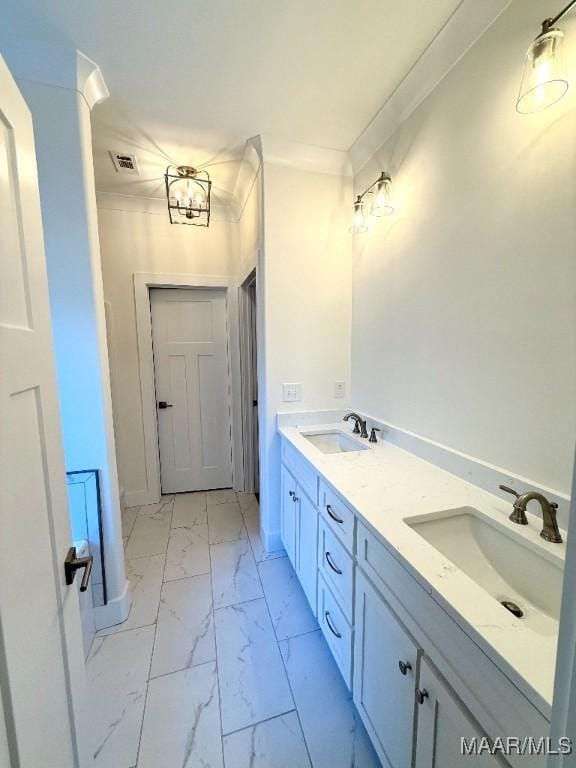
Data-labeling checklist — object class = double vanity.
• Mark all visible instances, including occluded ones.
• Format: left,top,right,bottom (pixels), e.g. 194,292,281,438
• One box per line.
278,416,565,768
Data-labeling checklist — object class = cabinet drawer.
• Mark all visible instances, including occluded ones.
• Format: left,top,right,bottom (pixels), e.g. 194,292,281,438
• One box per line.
318,575,353,688
318,519,353,619
319,480,355,552
282,440,318,505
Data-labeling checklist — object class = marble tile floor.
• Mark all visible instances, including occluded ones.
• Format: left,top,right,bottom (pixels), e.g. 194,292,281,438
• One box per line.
89,490,381,768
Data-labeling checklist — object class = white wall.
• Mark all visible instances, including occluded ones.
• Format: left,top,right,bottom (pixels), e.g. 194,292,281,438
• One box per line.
97,198,241,505
351,0,576,497
259,159,352,549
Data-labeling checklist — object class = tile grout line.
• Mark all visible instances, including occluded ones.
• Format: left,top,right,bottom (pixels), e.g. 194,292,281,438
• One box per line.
133,495,174,768
221,706,299,738
243,499,315,768
206,495,227,768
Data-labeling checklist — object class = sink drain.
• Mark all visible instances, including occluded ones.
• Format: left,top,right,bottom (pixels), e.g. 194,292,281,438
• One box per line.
500,600,523,618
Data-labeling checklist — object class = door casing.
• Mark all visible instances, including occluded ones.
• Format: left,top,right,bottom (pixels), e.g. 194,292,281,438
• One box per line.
133,273,244,505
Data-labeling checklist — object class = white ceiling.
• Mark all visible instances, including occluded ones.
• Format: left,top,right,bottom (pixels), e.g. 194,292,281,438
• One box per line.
14,0,463,203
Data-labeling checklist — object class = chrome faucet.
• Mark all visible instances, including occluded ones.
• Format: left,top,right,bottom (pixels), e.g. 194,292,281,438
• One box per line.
343,412,368,439
499,485,562,543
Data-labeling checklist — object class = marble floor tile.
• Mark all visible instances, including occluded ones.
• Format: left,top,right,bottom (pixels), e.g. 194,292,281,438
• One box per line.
121,506,138,539
207,488,237,505
215,599,294,734
210,538,263,609
279,631,381,768
172,491,207,528
164,524,210,582
124,500,173,559
87,625,154,768
237,492,259,516
138,663,223,768
151,574,215,678
222,711,311,768
258,557,318,640
245,512,286,564
208,501,247,544
98,554,165,636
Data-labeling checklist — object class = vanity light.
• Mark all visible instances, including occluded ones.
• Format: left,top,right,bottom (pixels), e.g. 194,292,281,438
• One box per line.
517,0,575,113
350,171,394,234
350,196,369,234
165,165,211,226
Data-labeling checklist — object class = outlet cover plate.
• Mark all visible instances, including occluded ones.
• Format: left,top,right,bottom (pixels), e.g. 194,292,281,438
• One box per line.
334,381,346,399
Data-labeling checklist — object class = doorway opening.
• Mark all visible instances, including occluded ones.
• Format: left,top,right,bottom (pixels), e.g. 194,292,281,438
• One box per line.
150,287,234,494
239,269,259,498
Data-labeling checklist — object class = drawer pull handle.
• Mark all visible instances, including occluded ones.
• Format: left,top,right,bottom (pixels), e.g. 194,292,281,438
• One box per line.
398,660,412,676
324,611,342,638
416,688,429,705
325,551,343,575
326,504,344,524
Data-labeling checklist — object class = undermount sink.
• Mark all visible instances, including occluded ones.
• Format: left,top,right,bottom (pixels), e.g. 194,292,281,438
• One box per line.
302,429,369,454
406,507,564,636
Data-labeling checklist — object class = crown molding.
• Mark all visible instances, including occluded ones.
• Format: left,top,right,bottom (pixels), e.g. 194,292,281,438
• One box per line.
349,0,512,175
0,43,109,110
260,134,352,177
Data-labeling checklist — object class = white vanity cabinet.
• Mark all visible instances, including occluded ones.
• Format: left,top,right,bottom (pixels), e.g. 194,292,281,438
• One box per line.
353,569,420,768
280,462,318,615
414,658,506,768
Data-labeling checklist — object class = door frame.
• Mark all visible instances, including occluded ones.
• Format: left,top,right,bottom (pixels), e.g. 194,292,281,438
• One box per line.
238,268,258,493
134,272,243,504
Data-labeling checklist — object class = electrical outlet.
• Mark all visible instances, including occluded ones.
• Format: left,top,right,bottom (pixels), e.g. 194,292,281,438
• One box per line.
283,383,302,402
334,381,346,399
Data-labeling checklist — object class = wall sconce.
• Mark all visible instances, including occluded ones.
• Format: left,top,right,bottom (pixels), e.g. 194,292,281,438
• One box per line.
517,0,575,113
350,171,394,234
165,165,211,226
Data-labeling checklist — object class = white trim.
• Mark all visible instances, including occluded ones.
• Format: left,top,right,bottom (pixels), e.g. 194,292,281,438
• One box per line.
349,0,512,174
0,45,109,111
133,272,243,505
93,579,131,631
260,134,351,177
96,191,237,222
238,269,258,493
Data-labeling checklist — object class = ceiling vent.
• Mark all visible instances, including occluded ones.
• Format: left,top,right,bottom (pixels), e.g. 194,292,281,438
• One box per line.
109,151,140,175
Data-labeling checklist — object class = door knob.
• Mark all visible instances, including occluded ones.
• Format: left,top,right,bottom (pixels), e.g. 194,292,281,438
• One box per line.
64,547,93,592
158,401,173,409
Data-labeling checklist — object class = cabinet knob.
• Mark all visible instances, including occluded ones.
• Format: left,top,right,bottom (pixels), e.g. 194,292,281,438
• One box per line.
289,490,295,497
415,688,429,705
398,660,412,676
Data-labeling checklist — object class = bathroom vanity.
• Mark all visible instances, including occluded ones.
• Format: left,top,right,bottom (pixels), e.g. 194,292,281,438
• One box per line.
278,419,565,768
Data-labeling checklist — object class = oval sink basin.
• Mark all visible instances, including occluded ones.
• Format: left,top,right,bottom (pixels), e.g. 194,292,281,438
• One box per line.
302,429,369,454
406,507,564,637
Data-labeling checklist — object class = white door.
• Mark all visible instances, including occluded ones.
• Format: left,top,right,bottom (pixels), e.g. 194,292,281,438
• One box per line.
0,55,91,767
151,287,233,493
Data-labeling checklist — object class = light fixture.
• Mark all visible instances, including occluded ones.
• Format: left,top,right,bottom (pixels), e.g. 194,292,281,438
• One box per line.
350,171,394,233
350,196,369,234
165,165,211,226
517,1,575,114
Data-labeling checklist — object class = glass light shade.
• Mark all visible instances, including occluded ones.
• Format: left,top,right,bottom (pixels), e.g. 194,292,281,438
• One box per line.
350,198,368,234
517,29,569,113
370,177,394,217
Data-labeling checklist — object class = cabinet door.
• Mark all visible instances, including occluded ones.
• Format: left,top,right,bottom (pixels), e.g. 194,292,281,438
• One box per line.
415,658,507,768
296,490,318,615
280,464,297,567
354,570,420,768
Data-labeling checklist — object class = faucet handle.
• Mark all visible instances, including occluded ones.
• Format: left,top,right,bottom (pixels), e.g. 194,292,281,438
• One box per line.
499,484,520,499
369,427,380,443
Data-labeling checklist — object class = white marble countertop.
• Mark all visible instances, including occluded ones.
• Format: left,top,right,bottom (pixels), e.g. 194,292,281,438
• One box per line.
278,420,566,717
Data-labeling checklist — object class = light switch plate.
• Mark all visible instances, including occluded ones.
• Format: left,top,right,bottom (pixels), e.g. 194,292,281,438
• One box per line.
334,381,346,399
283,383,302,402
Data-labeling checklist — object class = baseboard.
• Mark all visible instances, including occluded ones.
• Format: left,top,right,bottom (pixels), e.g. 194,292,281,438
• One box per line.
123,488,159,508
93,579,132,631
264,528,284,554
